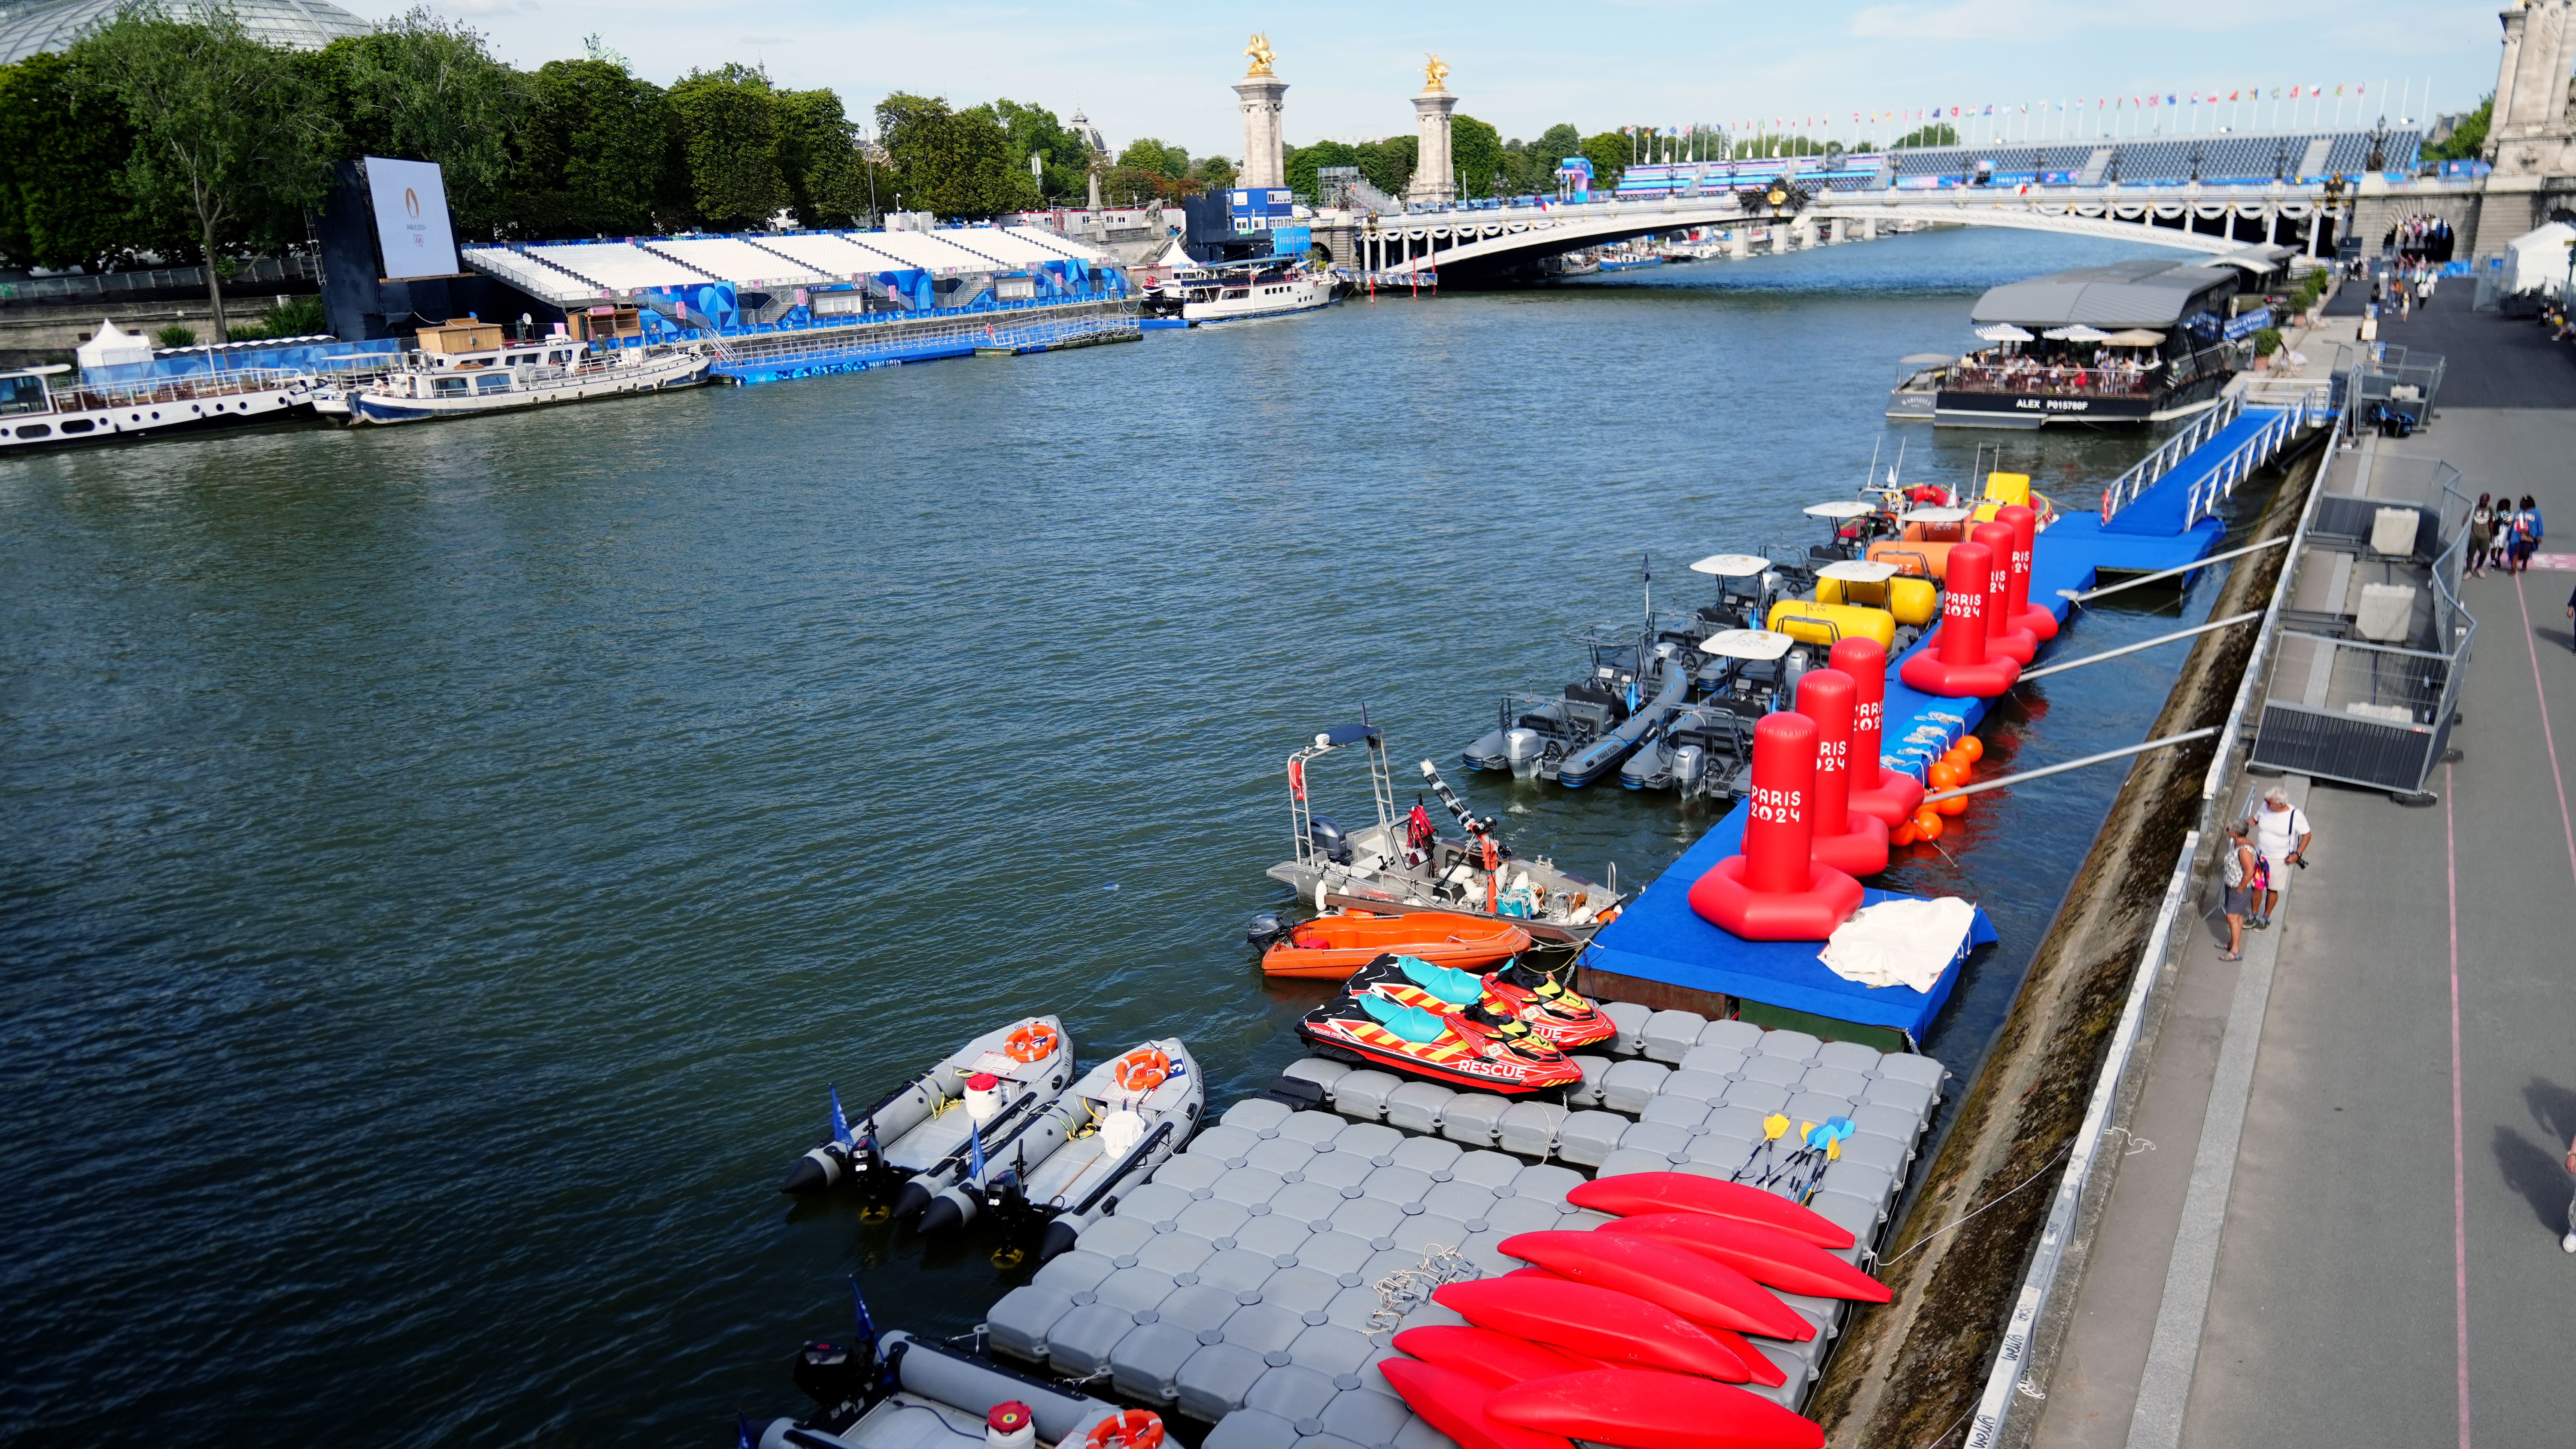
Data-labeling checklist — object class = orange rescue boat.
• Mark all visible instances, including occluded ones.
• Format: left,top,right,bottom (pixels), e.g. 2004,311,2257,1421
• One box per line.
1260,911,1534,979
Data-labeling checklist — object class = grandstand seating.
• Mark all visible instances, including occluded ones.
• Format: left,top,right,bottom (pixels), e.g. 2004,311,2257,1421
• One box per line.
645,237,835,289
1003,225,1110,263
526,242,716,292
461,246,602,305
851,229,1009,272
746,233,914,279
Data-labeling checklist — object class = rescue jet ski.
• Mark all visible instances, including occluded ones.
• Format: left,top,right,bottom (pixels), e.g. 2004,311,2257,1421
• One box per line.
1297,989,1583,1094
1346,954,1614,1051
916,1038,1203,1255
781,1017,1075,1215
763,1278,1148,1449
1267,718,1621,942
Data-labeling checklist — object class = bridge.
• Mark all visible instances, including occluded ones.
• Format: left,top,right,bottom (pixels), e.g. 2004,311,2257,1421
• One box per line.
1315,126,2422,283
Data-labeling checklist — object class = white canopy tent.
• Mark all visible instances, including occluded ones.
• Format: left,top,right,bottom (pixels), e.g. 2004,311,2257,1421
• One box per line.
2501,221,2576,296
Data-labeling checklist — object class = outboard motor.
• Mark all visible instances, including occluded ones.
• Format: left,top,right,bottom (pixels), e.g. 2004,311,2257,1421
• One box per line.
1245,911,1288,949
1783,647,1811,699
795,1339,875,1418
1674,744,1708,798
1308,815,1353,866
1503,727,1542,780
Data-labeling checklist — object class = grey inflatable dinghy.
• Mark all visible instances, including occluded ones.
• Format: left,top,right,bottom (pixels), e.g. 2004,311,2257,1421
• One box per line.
1618,628,1803,796
1552,642,1690,788
1460,629,1646,779
781,1016,1075,1217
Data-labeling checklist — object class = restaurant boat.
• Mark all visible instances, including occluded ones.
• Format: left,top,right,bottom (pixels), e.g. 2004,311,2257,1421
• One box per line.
345,311,711,425
1922,249,2287,429
0,361,310,451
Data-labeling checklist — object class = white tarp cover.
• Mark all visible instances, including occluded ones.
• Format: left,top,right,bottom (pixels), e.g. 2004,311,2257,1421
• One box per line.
1819,896,1977,993
2502,221,2576,295
365,156,459,280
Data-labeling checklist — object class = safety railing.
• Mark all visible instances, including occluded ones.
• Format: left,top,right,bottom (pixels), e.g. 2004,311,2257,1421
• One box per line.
0,254,320,301
711,302,1137,374
58,367,313,410
2179,385,2325,527
2097,391,2246,518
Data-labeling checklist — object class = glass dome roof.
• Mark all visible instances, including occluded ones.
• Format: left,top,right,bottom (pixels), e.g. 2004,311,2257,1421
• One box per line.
0,0,371,66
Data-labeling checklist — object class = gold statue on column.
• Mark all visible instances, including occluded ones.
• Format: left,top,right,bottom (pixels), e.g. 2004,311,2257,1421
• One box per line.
1244,33,1276,77
1422,54,1450,91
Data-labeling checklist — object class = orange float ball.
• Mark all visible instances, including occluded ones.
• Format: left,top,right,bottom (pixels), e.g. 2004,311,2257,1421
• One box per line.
1892,820,1919,847
1928,760,1965,789
1935,790,1968,816
1913,808,1944,840
1956,735,1986,763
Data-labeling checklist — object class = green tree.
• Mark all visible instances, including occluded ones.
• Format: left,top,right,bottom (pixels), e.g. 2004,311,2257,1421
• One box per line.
990,99,1091,204
0,51,165,269
670,64,784,228
879,92,1033,219
1452,113,1504,199
1285,138,1357,201
1578,131,1628,191
1893,122,1959,149
2426,95,2490,163
1355,134,1416,197
1116,137,1189,179
777,85,868,226
510,57,683,237
313,9,527,235
77,5,331,341
1191,155,1236,190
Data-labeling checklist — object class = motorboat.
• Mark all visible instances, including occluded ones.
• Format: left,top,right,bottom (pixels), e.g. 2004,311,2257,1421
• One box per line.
918,1037,1205,1259
1886,352,1951,420
0,361,313,452
1461,630,1653,782
1266,720,1622,942
1346,954,1614,1051
764,1283,1147,1449
346,316,711,424
1258,910,1534,979
1679,553,1777,635
1147,256,1335,324
1617,629,1799,798
780,1016,1076,1215
1297,989,1585,1094
1551,643,1691,789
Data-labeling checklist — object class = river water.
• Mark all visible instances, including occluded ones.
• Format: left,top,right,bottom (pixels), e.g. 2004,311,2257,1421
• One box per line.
1,227,2249,1444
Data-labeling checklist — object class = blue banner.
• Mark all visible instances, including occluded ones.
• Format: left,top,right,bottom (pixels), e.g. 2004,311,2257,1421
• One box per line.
2223,307,2274,340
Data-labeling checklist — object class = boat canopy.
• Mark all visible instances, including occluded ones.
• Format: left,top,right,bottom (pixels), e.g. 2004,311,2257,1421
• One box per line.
1689,553,1771,578
1819,559,1902,583
2102,328,2166,346
2041,324,2115,342
1900,506,1970,525
1804,500,1877,519
1896,352,1956,366
1700,629,1795,660
1970,256,2239,331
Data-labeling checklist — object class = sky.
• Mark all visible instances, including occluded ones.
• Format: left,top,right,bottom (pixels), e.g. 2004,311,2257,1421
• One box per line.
343,0,2514,158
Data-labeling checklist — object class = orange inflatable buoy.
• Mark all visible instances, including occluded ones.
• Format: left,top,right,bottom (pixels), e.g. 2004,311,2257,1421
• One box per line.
1935,791,1968,817
1082,1409,1166,1449
1892,820,1918,847
1912,808,1944,841
1956,735,1985,763
1928,760,1964,790
1112,1047,1171,1094
1005,1022,1061,1064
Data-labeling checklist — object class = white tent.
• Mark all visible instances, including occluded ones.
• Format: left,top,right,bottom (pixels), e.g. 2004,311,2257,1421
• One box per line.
2502,221,2576,296
74,317,152,374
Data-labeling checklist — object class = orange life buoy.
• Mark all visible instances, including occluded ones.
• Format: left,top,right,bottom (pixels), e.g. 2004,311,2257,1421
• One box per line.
1005,1022,1060,1064
1082,1409,1166,1449
1112,1047,1171,1094
1288,757,1305,802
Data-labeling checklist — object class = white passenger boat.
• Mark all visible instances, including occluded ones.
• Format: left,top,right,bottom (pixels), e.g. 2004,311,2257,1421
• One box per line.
0,362,312,451
1154,258,1334,324
345,313,711,425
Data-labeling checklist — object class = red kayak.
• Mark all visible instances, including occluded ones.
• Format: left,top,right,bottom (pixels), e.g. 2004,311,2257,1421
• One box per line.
1485,1368,1826,1449
1379,1358,1574,1449
1566,1172,1857,1250
1432,1277,1753,1382
1601,1212,1891,1303
1391,1325,1598,1391
1498,1230,1812,1342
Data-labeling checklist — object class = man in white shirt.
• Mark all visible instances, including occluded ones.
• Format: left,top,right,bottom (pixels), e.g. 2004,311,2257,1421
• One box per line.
2251,785,2310,928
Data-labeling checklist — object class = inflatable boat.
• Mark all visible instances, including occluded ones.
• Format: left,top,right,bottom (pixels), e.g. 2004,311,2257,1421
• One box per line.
1297,990,1583,1093
915,1038,1203,1256
763,1281,1152,1449
1259,911,1533,978
781,1016,1075,1213
1346,954,1614,1051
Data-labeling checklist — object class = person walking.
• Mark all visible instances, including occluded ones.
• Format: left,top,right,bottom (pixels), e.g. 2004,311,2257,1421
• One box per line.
2564,1132,2576,1252
2512,495,2544,574
2469,493,2495,578
2251,785,2310,928
2219,819,2256,961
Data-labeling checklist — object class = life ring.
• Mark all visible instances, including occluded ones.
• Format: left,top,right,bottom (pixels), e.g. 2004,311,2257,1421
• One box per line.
1005,1022,1061,1064
1112,1047,1171,1094
1288,757,1306,802
1082,1409,1166,1449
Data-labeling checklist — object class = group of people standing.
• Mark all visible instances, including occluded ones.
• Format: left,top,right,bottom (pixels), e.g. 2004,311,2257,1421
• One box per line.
2368,260,2438,323
2389,214,2457,263
2468,492,2546,575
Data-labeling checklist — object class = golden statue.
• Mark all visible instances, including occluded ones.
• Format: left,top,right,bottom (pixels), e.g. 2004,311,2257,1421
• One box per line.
1244,33,1276,77
1422,53,1450,91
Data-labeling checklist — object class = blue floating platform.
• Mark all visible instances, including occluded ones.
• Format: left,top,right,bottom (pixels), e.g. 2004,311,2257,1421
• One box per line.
1585,477,2237,1043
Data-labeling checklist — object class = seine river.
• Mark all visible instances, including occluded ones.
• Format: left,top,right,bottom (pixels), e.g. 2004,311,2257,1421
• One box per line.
2,228,2244,1443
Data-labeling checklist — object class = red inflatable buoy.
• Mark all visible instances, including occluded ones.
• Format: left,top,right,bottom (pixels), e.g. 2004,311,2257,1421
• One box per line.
1793,668,1890,878
1830,637,1924,826
1686,712,1864,942
1497,1229,1812,1342
1378,1358,1577,1449
1972,522,2038,664
1601,1212,1893,1303
1485,1368,1827,1449
1899,543,2021,698
1432,1276,1755,1382
1564,1171,1857,1250
1996,503,2059,641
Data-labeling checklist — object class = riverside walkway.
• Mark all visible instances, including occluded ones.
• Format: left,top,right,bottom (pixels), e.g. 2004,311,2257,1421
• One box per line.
2028,281,2576,1448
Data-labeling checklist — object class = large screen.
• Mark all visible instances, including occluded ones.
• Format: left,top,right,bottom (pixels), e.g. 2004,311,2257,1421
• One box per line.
363,156,459,280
